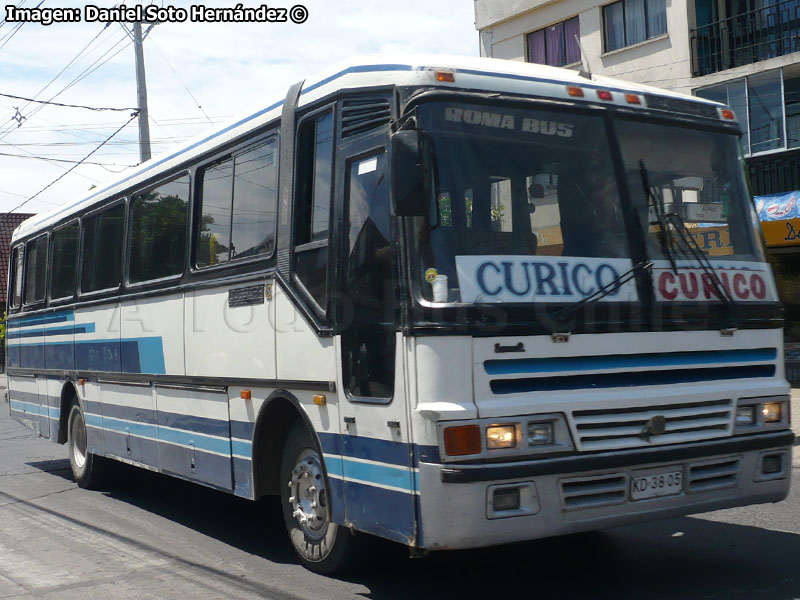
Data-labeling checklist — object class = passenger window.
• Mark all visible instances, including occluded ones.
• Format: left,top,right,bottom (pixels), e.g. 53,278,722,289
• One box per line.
51,222,79,299
196,138,278,268
9,245,22,308
24,234,48,304
129,174,189,283
293,111,334,312
81,203,124,293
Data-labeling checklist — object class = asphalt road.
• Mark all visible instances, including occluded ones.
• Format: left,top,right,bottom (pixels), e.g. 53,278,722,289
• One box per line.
0,392,798,600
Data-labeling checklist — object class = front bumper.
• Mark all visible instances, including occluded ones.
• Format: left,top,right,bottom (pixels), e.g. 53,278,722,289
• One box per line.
417,430,794,550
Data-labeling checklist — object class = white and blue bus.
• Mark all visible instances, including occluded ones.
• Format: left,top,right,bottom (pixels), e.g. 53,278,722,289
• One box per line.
6,55,794,573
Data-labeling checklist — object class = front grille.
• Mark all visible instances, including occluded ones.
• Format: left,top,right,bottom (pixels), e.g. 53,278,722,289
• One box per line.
572,399,733,451
687,457,739,492
560,472,627,510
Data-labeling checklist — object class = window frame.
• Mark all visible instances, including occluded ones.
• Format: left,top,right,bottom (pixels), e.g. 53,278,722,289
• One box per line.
8,243,24,312
78,198,127,298
191,132,279,273
292,104,337,319
602,0,667,53
526,16,582,68
22,232,49,308
48,218,81,304
126,170,192,288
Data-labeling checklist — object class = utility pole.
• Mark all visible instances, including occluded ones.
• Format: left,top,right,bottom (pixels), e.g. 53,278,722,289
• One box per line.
133,22,151,163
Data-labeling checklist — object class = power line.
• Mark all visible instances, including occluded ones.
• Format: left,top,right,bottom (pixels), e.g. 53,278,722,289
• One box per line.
0,150,137,169
0,0,42,51
10,113,138,212
0,91,137,112
148,33,214,125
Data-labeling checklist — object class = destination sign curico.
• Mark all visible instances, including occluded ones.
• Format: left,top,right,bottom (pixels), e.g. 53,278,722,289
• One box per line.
455,256,637,303
652,260,777,302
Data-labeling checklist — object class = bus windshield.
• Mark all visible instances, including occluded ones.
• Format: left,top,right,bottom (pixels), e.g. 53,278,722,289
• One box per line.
409,101,766,305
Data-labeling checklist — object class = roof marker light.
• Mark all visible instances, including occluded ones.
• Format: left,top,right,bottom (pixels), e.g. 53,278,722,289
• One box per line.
566,85,584,97
721,108,736,120
435,71,455,82
625,93,641,104
596,90,613,101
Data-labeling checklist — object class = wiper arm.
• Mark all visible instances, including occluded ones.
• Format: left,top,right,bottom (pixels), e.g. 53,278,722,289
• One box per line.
639,159,679,274
664,211,737,321
552,260,653,322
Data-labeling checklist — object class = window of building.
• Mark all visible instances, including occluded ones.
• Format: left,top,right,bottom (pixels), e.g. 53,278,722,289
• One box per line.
129,174,190,283
695,68,800,156
195,138,278,268
527,17,581,67
603,0,667,52
696,80,749,152
81,203,124,293
23,234,47,305
50,221,79,299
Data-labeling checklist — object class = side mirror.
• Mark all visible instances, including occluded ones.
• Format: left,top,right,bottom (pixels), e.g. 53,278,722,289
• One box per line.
391,130,433,217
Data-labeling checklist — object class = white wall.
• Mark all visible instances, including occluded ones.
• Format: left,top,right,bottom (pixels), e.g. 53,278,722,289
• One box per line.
475,0,696,94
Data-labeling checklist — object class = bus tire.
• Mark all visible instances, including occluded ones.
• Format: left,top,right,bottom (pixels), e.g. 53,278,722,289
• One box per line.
67,400,108,489
280,420,356,574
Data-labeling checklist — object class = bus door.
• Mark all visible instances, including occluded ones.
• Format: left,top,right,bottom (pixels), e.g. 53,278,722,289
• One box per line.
335,130,417,545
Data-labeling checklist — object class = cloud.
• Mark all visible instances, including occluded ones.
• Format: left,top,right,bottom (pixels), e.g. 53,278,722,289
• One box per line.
0,0,477,213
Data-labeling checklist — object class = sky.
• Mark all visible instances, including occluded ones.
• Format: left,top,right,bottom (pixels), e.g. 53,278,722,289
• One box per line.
0,0,477,215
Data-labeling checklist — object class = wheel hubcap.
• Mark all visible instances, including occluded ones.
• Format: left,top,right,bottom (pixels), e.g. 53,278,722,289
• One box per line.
71,411,87,469
287,449,328,538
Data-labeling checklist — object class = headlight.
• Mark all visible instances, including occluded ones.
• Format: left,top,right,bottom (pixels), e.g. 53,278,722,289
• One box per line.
527,422,554,446
486,425,517,449
736,405,756,426
762,402,782,423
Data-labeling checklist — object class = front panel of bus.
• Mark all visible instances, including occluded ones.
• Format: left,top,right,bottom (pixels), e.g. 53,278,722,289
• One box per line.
393,92,793,549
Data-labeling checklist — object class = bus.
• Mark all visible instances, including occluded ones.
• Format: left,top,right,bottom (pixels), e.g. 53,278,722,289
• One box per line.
5,55,794,574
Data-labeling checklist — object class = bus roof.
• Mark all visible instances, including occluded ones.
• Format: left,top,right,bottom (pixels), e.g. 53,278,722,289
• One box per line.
12,54,729,242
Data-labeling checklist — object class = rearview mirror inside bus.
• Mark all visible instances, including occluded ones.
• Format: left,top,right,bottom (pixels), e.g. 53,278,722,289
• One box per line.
392,129,433,216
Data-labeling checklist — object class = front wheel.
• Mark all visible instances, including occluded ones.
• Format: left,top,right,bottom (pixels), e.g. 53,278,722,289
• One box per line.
67,400,108,489
280,421,358,574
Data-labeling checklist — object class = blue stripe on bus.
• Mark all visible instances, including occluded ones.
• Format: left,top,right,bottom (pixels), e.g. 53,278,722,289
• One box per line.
319,431,411,467
338,479,416,545
7,337,166,374
7,323,95,339
9,398,60,419
324,456,416,493
6,310,74,329
490,364,777,394
87,414,231,456
231,439,252,458
484,348,778,375
20,61,679,236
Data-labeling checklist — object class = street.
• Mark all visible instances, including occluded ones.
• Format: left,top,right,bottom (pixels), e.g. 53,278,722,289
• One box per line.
0,392,798,600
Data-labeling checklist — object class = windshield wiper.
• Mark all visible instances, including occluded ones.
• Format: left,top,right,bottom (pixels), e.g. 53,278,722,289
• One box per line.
552,260,653,322
639,159,679,274
638,160,737,326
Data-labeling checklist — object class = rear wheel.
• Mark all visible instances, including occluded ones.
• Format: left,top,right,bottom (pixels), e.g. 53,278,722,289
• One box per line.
67,400,108,489
280,420,357,574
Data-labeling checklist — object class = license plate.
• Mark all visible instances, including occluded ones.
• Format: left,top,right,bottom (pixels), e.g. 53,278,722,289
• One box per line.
630,467,683,501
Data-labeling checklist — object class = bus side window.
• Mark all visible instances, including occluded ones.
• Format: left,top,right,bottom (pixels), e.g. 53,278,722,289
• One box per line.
24,234,48,305
9,245,23,309
293,110,334,314
81,203,125,293
50,221,79,300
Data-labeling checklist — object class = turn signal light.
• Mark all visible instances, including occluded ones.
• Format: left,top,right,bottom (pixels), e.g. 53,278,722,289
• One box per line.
240,390,252,400
596,90,613,101
625,93,641,104
444,424,481,456
436,71,455,82
566,85,584,97
721,108,735,120
762,402,782,423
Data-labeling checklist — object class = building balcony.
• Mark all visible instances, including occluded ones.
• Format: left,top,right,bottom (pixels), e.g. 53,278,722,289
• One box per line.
691,0,800,77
